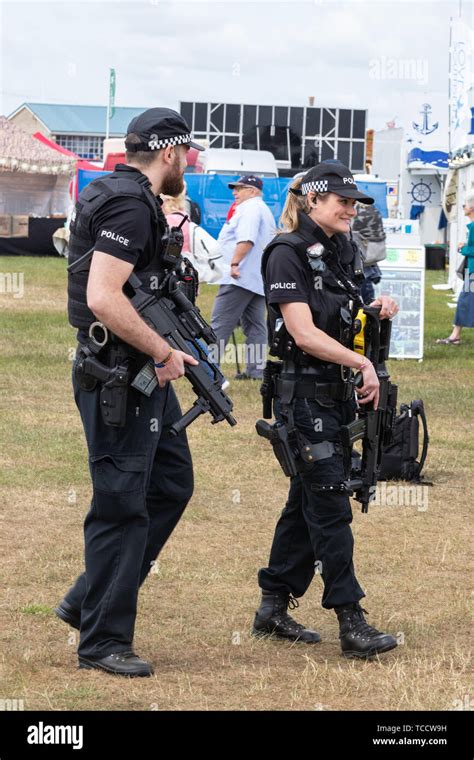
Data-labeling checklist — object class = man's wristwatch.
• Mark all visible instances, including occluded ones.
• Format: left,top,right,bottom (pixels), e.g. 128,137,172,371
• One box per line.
231,263,239,267
154,348,174,368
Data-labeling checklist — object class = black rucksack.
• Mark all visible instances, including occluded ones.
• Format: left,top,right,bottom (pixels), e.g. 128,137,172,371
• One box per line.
379,400,430,483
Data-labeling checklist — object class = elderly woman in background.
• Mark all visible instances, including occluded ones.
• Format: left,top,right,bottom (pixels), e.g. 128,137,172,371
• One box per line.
436,190,474,345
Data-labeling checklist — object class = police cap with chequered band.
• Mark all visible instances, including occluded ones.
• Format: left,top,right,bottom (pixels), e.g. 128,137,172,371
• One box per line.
290,162,374,204
125,107,205,153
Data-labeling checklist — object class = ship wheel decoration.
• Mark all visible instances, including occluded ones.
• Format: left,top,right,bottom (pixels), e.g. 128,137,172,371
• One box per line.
410,180,433,204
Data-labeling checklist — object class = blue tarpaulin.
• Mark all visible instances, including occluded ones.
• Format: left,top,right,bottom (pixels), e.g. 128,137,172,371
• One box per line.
355,181,388,218
184,174,288,238
77,169,108,195
76,169,388,238
185,175,388,237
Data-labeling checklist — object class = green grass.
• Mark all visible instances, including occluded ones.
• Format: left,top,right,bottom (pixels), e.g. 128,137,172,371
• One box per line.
1,258,472,489
20,604,52,617
0,257,472,711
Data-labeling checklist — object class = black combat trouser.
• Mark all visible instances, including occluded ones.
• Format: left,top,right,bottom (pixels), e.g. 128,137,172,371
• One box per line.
258,396,365,609
63,368,193,658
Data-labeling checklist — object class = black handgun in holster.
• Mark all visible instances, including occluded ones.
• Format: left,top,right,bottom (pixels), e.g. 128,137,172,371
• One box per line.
74,341,131,427
255,420,298,477
257,417,338,479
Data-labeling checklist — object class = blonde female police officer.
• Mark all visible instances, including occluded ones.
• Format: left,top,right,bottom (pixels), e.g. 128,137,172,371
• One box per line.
253,162,400,658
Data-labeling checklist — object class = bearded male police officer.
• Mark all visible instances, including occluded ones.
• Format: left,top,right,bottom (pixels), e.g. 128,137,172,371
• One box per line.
54,108,204,677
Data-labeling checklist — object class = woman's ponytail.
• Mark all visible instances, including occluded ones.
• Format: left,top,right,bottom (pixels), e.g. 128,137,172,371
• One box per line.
278,177,306,233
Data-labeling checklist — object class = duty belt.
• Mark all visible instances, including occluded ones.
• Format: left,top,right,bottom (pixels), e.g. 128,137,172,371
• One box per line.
74,322,149,427
281,360,340,376
82,321,146,362
274,375,355,402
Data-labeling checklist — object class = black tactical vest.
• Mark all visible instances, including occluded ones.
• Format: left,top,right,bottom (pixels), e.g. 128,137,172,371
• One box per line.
262,212,365,371
67,164,167,330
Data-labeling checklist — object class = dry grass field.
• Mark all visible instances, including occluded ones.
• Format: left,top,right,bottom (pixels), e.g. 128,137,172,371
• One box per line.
0,257,472,711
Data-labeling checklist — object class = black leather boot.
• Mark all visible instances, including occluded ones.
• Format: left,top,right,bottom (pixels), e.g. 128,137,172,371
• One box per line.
78,651,154,677
336,603,398,659
54,599,81,630
252,590,321,643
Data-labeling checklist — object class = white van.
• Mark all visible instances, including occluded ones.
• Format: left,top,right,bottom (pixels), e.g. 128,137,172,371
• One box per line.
199,148,278,177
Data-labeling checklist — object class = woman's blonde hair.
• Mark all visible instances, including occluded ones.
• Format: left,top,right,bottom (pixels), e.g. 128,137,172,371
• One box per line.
278,176,328,233
161,187,187,214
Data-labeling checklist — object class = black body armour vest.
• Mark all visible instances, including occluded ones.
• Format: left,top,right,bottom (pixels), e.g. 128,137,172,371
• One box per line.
67,164,167,330
262,213,365,373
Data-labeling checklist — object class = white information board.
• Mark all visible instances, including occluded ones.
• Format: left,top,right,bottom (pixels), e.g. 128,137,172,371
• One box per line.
374,246,425,360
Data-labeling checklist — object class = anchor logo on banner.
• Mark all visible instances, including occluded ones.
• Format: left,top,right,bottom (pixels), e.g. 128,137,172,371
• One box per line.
412,103,439,135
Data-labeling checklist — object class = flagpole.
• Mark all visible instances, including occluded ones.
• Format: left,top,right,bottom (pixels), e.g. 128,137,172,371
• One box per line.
106,69,110,140
106,68,115,141
105,69,115,160
106,98,110,141
448,17,452,157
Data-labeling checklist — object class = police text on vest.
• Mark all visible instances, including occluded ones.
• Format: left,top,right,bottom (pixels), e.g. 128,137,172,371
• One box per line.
27,722,83,750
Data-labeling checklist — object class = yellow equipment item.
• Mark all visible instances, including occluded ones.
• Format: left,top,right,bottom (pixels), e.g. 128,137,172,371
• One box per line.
353,308,367,355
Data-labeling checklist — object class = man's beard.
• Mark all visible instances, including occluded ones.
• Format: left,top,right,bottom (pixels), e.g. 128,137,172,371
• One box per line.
161,159,184,197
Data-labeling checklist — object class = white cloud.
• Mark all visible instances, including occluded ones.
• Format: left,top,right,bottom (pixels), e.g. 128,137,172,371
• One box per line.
0,0,463,137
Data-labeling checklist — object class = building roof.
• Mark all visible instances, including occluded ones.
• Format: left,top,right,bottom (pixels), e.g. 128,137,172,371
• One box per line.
8,103,147,136
33,131,99,171
0,117,76,174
